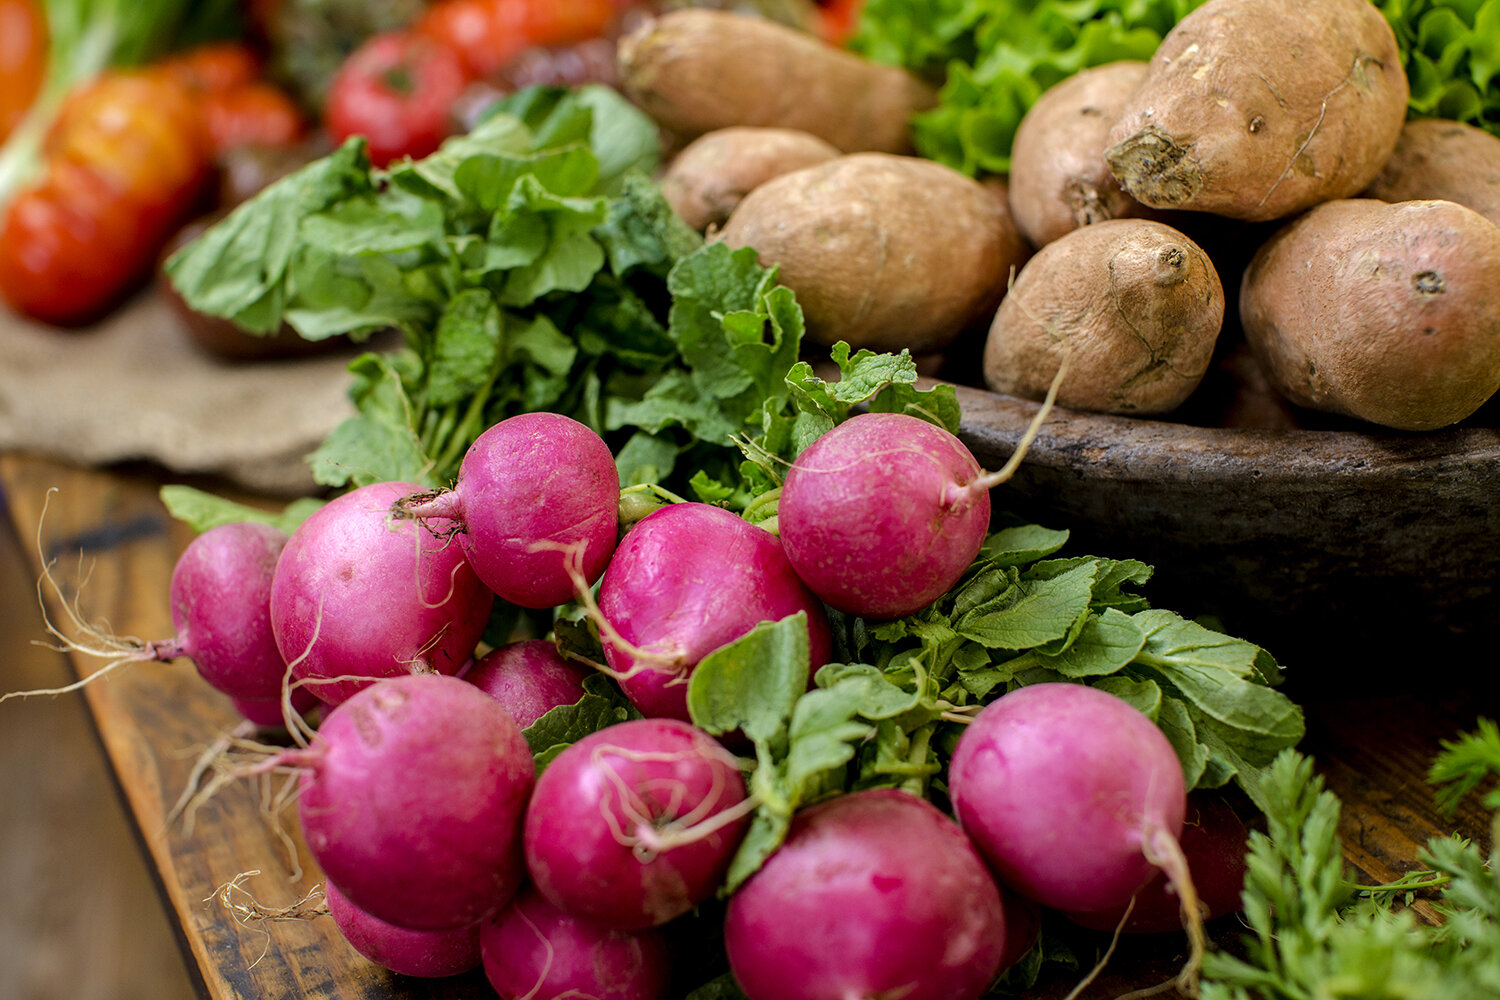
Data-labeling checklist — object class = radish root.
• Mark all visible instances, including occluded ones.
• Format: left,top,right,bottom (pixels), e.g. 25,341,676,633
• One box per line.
206,870,327,966
1,490,180,704
592,743,757,862
534,538,683,682
1142,822,1206,996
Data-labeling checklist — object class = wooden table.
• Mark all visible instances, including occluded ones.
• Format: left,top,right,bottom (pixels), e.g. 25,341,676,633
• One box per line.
0,451,1491,1000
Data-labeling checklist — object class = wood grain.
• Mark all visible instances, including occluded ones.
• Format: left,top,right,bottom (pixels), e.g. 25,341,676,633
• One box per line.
0,452,1491,1000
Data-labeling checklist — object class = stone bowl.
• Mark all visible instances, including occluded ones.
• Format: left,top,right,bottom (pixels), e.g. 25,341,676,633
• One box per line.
949,379,1500,675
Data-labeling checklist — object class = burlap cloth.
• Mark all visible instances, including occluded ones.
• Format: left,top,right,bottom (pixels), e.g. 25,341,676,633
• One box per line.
0,292,361,496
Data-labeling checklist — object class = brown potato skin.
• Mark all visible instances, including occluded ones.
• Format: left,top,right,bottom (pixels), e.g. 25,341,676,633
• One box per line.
1364,119,1500,227
1008,61,1164,247
717,153,1025,354
983,219,1224,415
660,127,840,231
1240,198,1500,431
617,9,937,154
1104,0,1408,221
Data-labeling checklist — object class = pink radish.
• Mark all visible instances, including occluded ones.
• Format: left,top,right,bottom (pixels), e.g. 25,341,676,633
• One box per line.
165,521,290,700
777,412,999,619
5,521,293,708
464,639,593,729
287,674,534,931
480,886,671,1000
325,882,482,978
596,502,831,720
271,481,493,706
1066,793,1249,934
724,787,1007,1000
947,682,1205,988
229,687,320,729
523,717,752,930
399,412,620,609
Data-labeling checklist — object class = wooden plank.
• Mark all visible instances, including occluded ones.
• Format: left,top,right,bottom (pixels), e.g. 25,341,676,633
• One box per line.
0,451,1491,1000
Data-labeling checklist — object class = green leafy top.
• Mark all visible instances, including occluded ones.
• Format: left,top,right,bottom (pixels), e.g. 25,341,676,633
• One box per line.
165,85,800,499
1198,743,1500,1000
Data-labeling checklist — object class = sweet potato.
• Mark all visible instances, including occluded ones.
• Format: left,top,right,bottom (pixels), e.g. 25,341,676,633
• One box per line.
1239,198,1500,431
1008,61,1164,247
1104,0,1408,221
617,9,937,154
717,152,1024,354
983,219,1224,415
1364,119,1500,227
660,126,840,231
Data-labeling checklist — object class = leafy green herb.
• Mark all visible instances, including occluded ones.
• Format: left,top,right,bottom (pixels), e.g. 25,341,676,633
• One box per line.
1198,741,1500,1000
166,85,802,496
1379,0,1500,137
1430,716,1500,815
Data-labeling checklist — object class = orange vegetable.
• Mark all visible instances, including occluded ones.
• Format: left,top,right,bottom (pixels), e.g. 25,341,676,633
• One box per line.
0,71,209,324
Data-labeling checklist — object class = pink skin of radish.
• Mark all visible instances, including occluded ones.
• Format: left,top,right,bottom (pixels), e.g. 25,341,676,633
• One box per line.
523,717,752,931
289,674,534,931
270,481,493,706
1066,793,1249,934
777,411,995,620
947,683,1205,988
161,521,290,701
325,882,482,978
399,412,621,610
480,886,671,1000
723,787,1007,1000
996,886,1042,976
596,502,832,721
463,639,593,729
230,687,320,729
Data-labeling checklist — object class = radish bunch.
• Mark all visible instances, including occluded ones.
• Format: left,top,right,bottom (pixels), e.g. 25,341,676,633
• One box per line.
144,392,1272,999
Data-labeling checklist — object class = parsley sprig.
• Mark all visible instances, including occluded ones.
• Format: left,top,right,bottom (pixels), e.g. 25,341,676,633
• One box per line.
1199,731,1500,1000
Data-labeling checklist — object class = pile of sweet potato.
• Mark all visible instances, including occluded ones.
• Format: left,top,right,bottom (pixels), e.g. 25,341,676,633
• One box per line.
622,0,1500,432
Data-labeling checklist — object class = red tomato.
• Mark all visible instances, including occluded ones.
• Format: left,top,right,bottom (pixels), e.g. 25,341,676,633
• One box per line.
516,0,617,48
817,0,865,45
0,162,149,325
0,0,46,142
46,73,209,232
156,42,264,95
417,0,528,79
419,0,622,80
201,82,306,154
324,30,472,167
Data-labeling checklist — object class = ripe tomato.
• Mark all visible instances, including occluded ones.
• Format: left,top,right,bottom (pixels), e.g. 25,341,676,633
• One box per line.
0,0,46,142
46,73,209,233
515,0,617,48
200,81,306,154
817,0,866,45
156,42,263,95
416,0,528,79
0,161,148,325
0,72,210,325
324,30,472,167
418,0,622,80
